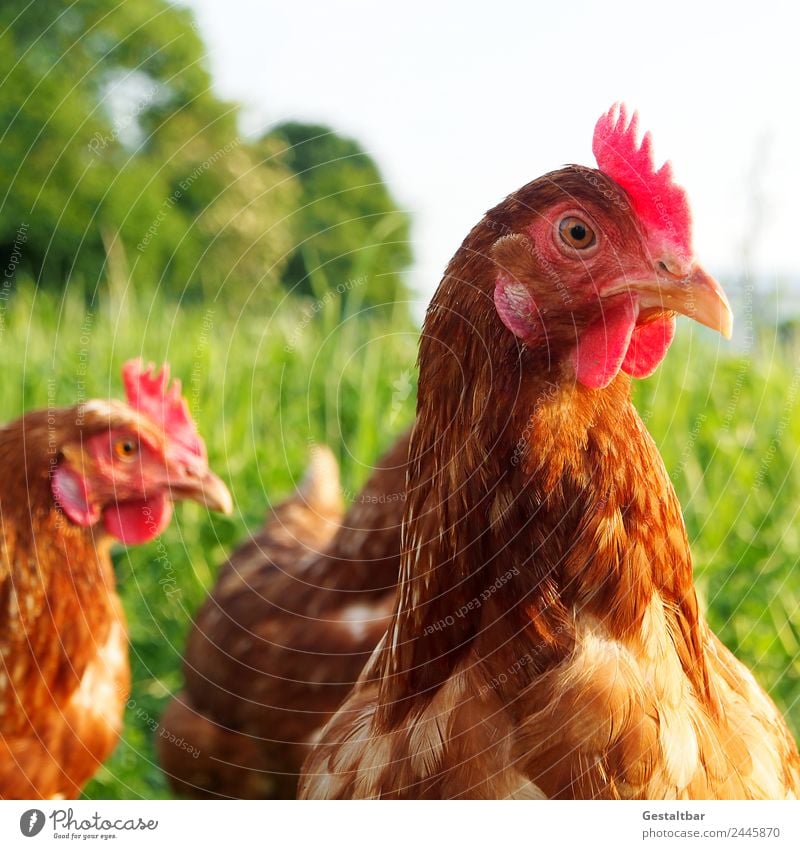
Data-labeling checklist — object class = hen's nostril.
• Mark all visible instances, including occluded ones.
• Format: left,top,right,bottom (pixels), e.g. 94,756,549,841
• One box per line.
657,260,669,273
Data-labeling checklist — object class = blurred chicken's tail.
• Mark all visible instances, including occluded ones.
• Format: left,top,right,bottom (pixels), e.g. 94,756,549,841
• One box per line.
245,444,343,564
298,444,342,517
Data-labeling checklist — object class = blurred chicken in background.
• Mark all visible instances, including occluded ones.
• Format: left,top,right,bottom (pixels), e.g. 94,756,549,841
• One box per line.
0,361,231,799
159,433,407,798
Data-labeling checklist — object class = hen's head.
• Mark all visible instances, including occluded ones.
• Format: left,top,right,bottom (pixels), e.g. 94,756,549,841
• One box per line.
51,360,232,545
483,104,732,389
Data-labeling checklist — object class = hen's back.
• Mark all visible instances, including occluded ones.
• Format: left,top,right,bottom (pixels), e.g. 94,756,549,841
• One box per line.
158,434,408,798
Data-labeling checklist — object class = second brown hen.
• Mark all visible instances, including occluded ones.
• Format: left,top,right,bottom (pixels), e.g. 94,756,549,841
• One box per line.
158,433,408,797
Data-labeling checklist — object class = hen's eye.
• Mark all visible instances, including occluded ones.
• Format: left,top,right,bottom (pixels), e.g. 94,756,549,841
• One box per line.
558,216,596,251
113,438,139,461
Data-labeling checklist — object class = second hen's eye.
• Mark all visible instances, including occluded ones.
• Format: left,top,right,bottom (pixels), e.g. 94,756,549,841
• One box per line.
558,216,597,251
113,437,139,461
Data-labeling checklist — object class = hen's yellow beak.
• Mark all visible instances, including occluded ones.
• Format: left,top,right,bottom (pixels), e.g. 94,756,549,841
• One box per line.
608,262,733,339
170,469,233,514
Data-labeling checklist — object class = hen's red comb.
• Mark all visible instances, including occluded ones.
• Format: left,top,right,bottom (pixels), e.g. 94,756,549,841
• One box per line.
122,359,204,458
592,103,692,258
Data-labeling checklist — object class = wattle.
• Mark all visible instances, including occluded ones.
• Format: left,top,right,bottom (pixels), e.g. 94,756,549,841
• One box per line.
573,298,638,389
103,494,174,545
573,299,675,389
621,315,676,378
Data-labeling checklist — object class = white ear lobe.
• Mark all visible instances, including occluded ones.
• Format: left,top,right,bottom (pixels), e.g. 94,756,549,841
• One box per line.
493,273,542,344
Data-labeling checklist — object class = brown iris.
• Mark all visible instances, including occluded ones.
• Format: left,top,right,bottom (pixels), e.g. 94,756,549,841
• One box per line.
558,216,596,250
113,437,139,461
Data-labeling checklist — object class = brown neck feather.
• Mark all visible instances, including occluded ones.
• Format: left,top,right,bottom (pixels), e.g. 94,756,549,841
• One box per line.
375,218,712,726
0,410,118,714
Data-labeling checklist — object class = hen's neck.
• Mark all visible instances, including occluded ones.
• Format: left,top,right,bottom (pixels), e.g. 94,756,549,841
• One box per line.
376,260,710,722
0,417,117,650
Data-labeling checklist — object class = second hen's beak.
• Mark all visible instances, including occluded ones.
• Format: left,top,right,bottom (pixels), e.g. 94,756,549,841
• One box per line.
613,261,733,339
169,468,233,514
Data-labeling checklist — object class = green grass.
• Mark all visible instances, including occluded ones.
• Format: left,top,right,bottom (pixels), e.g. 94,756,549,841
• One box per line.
636,321,800,743
0,278,418,799
0,283,797,797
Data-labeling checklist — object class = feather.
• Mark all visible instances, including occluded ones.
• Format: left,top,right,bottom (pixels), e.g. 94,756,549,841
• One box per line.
300,107,799,800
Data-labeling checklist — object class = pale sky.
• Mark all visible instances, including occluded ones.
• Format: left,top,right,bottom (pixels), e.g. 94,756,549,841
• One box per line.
185,0,800,307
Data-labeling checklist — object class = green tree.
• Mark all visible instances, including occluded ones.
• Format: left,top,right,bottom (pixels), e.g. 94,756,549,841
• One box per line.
267,122,413,308
0,0,297,300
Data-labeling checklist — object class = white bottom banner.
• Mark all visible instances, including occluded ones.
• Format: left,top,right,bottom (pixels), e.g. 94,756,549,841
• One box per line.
0,800,797,848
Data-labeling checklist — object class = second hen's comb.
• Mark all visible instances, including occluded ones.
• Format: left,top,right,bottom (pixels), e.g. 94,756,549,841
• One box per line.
122,359,204,458
592,103,692,257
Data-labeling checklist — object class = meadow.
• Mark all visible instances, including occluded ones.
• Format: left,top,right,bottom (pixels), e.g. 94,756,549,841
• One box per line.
0,278,798,798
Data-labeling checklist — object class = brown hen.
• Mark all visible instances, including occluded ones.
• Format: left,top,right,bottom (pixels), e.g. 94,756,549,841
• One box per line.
0,361,231,799
299,106,800,800
158,433,408,798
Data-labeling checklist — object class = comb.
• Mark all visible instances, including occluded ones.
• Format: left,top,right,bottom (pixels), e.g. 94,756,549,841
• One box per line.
592,103,692,258
122,359,204,458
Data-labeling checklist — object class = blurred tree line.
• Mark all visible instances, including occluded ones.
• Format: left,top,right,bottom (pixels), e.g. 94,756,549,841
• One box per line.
0,0,412,309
